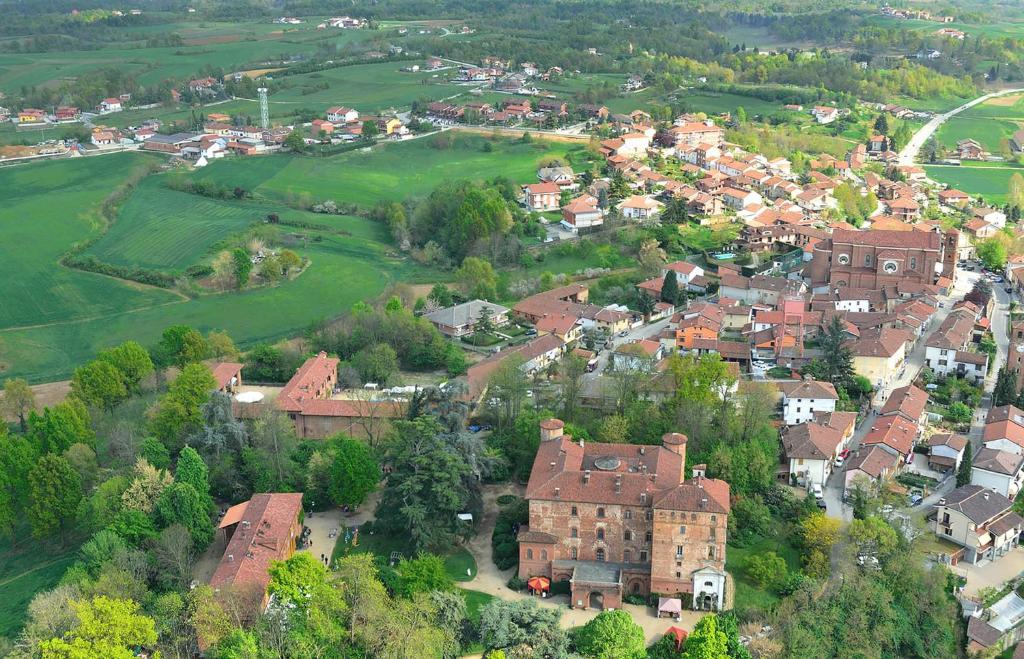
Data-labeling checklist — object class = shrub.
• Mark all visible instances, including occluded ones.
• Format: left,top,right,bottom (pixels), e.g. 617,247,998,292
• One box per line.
506,575,526,591
491,497,528,570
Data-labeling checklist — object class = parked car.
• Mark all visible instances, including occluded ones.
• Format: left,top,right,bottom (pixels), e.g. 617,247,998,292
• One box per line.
618,330,629,337
816,498,827,511
1006,287,1014,294
834,455,845,469
468,424,481,433
857,555,880,569
525,328,538,336
811,484,824,500
909,493,924,506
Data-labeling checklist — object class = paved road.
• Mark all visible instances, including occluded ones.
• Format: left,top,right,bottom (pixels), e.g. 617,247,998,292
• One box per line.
899,88,1024,166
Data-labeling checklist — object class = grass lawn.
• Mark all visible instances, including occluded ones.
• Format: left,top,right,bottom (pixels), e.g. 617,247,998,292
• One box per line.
925,164,1015,204
726,533,801,613
329,523,477,582
935,116,1019,153
270,61,468,112
681,91,780,118
445,547,478,582
193,134,594,209
0,539,80,637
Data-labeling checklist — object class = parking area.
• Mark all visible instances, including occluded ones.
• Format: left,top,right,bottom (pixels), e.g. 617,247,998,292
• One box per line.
961,548,1024,598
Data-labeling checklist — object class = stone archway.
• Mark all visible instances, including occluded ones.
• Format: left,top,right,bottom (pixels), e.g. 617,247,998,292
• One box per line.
588,591,604,610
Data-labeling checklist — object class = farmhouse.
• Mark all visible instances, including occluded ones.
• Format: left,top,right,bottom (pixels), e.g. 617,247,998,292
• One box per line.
617,195,663,220
98,97,123,113
326,106,359,123
17,108,45,123
209,493,304,615
517,421,731,612
424,300,510,337
778,378,838,426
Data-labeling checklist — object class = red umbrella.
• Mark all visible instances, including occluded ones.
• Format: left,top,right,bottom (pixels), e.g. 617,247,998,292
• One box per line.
527,576,550,592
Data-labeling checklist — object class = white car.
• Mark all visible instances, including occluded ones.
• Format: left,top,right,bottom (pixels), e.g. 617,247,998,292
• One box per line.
811,484,824,500
834,455,845,469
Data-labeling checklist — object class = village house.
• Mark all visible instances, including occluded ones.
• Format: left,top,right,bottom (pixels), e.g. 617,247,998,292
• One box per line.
423,300,509,337
924,307,987,384
937,188,970,208
518,421,731,612
984,405,1024,455
811,106,839,124
142,132,199,155
781,412,856,488
844,444,901,495
611,339,664,371
933,485,1022,564
972,448,1024,500
562,194,604,232
850,327,910,391
928,433,968,472
957,138,986,160
778,378,838,426
326,106,359,123
98,97,123,113
862,414,917,465
466,334,566,400
523,182,561,211
972,206,1007,229
18,108,45,123
208,493,304,615
618,195,663,220
54,106,79,122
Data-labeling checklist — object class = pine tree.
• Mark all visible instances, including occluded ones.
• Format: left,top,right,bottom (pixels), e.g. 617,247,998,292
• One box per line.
994,368,1018,407
957,443,973,487
661,271,680,306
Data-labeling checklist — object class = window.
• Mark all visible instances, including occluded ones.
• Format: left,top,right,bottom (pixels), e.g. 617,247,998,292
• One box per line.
676,545,684,558
645,531,652,543
676,571,682,578
541,549,548,560
571,506,578,517
645,510,653,521
710,515,717,524
640,550,648,562
710,527,716,539
690,513,697,521
571,528,578,538
571,548,578,559
910,257,917,270
679,525,686,535
596,548,606,562
596,507,605,518
624,550,631,563
624,530,632,541
864,254,872,267
596,528,605,541
527,549,534,560
708,546,716,559
837,253,850,265
624,509,633,520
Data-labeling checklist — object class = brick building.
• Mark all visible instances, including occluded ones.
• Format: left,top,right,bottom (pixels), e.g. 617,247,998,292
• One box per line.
808,228,943,290
517,419,730,611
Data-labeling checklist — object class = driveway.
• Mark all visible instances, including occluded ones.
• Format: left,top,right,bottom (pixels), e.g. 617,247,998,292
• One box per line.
961,548,1024,598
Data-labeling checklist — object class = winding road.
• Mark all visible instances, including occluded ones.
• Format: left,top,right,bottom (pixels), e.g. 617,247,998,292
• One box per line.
898,88,1024,166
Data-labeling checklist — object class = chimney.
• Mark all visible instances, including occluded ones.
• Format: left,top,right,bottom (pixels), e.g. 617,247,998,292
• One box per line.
584,470,591,484
639,446,646,455
938,498,946,506
550,461,557,470
554,487,560,498
540,418,565,442
615,475,622,494
983,492,990,501
227,554,234,562
692,463,707,479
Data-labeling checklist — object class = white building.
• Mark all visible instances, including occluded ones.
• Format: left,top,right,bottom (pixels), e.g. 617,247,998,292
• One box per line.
779,379,838,426
972,448,1024,500
326,106,359,123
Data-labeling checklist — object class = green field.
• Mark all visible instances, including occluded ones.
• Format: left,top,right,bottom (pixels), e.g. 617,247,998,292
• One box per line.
191,134,591,208
960,93,1024,120
925,164,1015,204
270,61,469,112
0,136,594,382
84,178,277,272
867,15,1024,40
936,116,1019,153
725,533,801,613
0,541,79,637
0,21,372,94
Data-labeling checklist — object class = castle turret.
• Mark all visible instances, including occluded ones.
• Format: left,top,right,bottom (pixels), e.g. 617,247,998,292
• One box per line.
540,418,565,442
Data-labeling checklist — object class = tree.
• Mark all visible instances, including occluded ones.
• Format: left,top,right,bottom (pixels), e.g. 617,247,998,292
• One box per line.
231,248,251,289
397,553,454,597
734,106,747,124
809,316,855,393
28,454,83,541
351,343,398,385
29,399,94,454
0,430,36,537
945,401,972,425
206,331,239,360
637,238,666,275
683,614,729,659
558,352,587,422
376,417,475,552
175,445,214,513
635,290,656,318
71,360,128,412
65,443,98,491
97,341,154,392
977,236,1009,271
488,355,529,432
994,367,1018,407
39,596,157,659
598,414,630,443
661,271,680,305
249,410,297,490
572,609,645,659
2,377,36,432
328,437,379,507
479,599,569,658
154,482,214,548
154,325,209,368
745,551,787,590
121,458,174,514
149,363,216,453
284,129,305,152
957,442,973,487
848,515,900,559
873,113,889,135
1010,172,1024,209
362,119,380,138
799,512,840,578
455,256,499,300
149,523,195,591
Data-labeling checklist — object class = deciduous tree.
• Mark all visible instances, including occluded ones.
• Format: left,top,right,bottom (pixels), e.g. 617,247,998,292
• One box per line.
97,341,154,392
2,377,36,432
572,609,646,659
72,360,128,412
39,596,157,659
328,437,378,507
28,454,83,541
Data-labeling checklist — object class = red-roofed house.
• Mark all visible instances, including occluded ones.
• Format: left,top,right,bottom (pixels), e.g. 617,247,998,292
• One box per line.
208,493,304,615
523,181,561,211
210,362,243,393
562,195,604,232
518,421,730,612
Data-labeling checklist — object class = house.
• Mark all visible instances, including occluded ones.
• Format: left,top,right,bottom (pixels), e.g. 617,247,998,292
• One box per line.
933,485,1023,564
850,328,910,391
17,108,45,123
208,493,304,614
537,166,575,188
972,206,1007,229
311,119,335,135
972,448,1024,499
617,195,663,220
517,421,730,612
928,433,968,472
562,195,604,232
54,106,79,122
720,187,762,211
189,77,219,93
523,182,561,211
867,135,889,153
98,98,123,113
963,218,997,239
662,261,706,292
275,352,404,439
937,188,970,208
984,405,1024,455
782,413,856,488
844,444,901,495
423,300,509,337
210,362,244,393
142,132,199,155
957,138,986,161
879,384,929,427
535,314,583,344
862,414,917,464
925,308,988,384
718,274,801,306
811,106,839,124
670,303,724,350
778,378,838,426
467,335,566,400
611,339,663,371
326,106,358,123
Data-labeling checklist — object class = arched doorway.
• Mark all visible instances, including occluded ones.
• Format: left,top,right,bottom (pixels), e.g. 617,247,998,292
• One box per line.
588,592,604,610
